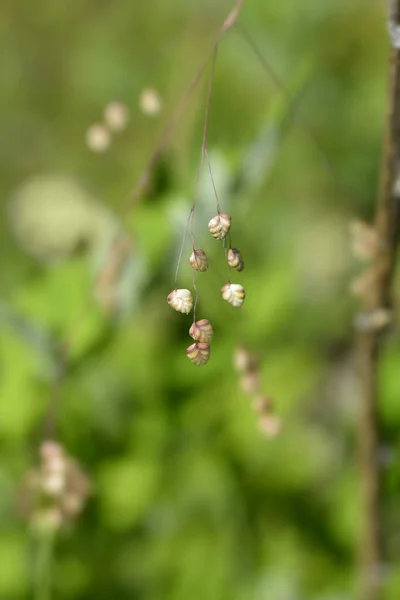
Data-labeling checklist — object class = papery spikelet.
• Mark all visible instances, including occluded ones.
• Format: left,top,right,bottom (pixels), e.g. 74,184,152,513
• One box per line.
186,342,210,366
208,213,231,240
167,289,193,314
189,248,208,272
189,319,214,343
221,283,245,307
227,248,244,271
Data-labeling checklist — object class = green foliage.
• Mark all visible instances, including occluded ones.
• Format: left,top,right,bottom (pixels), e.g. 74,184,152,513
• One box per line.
0,1,397,599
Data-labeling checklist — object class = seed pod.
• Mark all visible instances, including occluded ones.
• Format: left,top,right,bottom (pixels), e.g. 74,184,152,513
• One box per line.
189,248,208,272
227,248,244,271
189,319,214,344
221,283,245,308
186,342,210,366
167,289,193,314
208,213,231,240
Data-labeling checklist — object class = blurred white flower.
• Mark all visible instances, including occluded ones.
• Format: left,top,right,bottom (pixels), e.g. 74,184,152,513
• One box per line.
139,87,162,116
85,123,111,152
8,175,118,262
104,101,130,132
258,414,282,438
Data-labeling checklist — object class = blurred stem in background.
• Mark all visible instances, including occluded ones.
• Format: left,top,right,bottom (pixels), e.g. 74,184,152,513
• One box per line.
33,530,55,600
357,2,400,598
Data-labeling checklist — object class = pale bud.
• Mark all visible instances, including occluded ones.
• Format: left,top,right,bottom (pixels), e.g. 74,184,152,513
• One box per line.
167,289,193,314
227,248,244,271
208,213,231,240
221,283,245,307
349,220,380,261
189,248,208,272
139,87,162,116
240,371,260,395
258,414,282,438
234,346,256,374
189,319,214,343
42,473,66,497
354,308,392,332
104,101,130,132
85,123,111,153
186,342,210,366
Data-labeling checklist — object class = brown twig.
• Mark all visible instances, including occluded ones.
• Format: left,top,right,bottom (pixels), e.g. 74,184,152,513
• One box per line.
357,4,400,598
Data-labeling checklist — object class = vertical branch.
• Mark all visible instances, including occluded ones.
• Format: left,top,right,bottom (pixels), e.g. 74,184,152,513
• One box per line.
33,530,55,600
357,3,400,598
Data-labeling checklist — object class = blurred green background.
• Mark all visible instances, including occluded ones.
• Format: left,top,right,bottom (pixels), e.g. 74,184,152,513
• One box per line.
1,0,400,598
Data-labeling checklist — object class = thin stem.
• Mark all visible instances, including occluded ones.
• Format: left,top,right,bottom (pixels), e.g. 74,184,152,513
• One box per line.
33,531,55,600
225,236,232,284
38,2,248,444
192,271,199,322
174,47,219,285
204,147,221,213
124,0,246,213
190,46,219,236
356,3,400,598
174,208,194,287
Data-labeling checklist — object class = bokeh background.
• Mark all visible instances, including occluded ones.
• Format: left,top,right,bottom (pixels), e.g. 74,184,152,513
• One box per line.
1,0,399,599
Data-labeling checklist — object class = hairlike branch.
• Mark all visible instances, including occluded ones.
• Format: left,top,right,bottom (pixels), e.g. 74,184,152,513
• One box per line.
124,0,247,214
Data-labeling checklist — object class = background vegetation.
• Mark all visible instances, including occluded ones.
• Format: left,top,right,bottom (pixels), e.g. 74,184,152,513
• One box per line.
1,1,399,598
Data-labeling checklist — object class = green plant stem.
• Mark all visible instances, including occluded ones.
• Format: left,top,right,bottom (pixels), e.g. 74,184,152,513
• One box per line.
33,530,56,600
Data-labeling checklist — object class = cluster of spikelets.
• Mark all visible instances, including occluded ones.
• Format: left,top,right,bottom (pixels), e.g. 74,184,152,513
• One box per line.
18,441,91,533
234,346,282,438
167,212,245,366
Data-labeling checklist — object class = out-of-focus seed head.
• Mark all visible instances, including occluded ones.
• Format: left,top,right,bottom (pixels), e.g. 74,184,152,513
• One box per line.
186,342,210,366
18,441,91,532
85,123,111,153
208,213,231,240
227,248,244,271
139,87,163,116
354,308,392,332
167,289,193,314
253,396,273,414
221,283,245,307
240,371,260,395
189,319,214,344
189,248,208,272
234,346,257,374
258,414,282,438
349,267,376,297
104,101,130,132
349,220,380,261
